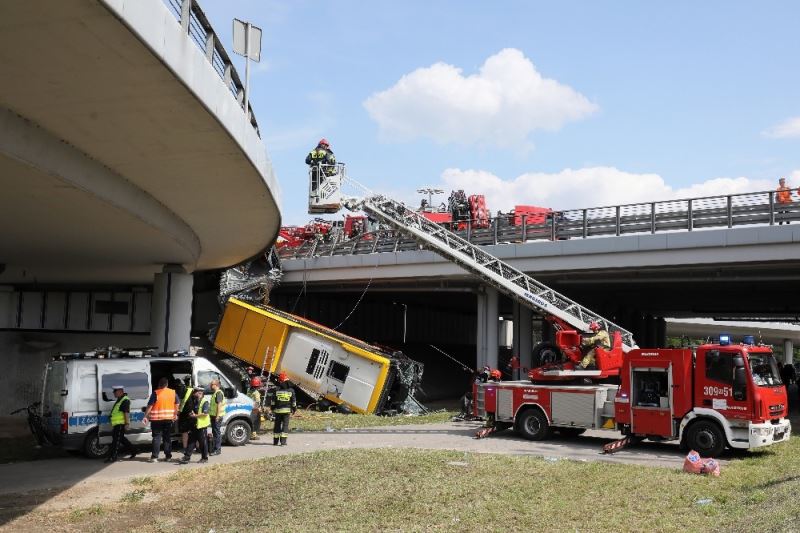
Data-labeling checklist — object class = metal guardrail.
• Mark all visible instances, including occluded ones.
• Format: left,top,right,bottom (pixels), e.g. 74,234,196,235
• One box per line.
164,0,259,136
278,189,800,260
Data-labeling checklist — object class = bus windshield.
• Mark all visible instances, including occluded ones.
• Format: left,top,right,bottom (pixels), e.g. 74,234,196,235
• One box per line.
748,353,782,387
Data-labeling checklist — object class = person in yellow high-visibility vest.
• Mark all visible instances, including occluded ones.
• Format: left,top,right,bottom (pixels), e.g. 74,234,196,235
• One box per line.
179,386,210,464
209,379,226,456
270,372,296,446
106,385,136,463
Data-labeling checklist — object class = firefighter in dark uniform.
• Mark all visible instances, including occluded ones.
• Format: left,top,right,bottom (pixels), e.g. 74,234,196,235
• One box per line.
270,372,296,446
106,385,136,463
306,138,336,195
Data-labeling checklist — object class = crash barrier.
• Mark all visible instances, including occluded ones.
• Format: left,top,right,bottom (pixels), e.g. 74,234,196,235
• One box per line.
163,0,260,135
279,189,800,259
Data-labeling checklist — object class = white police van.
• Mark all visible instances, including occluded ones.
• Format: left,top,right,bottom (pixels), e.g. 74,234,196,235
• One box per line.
40,349,255,458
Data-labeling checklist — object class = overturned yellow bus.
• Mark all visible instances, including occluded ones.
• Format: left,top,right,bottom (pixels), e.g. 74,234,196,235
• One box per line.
214,298,423,414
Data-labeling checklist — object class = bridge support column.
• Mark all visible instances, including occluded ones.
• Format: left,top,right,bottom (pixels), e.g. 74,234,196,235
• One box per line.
150,265,193,352
784,339,794,365
476,287,499,370
656,317,667,348
512,302,533,376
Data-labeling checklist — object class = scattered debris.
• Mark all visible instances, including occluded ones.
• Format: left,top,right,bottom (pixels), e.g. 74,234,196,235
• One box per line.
695,498,714,506
683,450,721,476
446,461,468,467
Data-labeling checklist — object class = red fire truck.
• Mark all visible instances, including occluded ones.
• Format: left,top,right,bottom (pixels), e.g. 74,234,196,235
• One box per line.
474,338,790,457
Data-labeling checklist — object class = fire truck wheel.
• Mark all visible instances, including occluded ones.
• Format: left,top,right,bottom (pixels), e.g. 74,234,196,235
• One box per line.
515,409,552,441
532,343,561,367
685,420,726,457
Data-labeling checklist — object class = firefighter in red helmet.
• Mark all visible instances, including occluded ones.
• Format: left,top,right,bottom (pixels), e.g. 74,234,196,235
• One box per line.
247,376,264,440
489,369,502,382
270,372,296,446
306,137,337,179
577,321,610,370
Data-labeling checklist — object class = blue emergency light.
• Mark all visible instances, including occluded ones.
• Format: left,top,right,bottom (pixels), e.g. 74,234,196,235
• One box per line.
719,333,732,346
743,335,755,345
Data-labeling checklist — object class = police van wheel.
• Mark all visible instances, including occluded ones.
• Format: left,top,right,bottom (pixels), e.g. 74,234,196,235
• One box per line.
83,429,109,459
225,420,251,447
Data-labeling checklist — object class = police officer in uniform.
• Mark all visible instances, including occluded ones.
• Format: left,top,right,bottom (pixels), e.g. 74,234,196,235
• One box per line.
179,386,210,464
106,385,136,463
270,372,296,446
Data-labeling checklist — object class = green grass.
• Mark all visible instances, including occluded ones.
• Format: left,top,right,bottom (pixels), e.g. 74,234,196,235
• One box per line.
289,409,456,432
12,436,800,532
120,489,147,504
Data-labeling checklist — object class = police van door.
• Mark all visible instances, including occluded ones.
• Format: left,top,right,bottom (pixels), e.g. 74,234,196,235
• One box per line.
97,362,152,444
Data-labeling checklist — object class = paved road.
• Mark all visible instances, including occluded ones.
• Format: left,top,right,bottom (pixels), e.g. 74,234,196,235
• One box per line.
0,421,727,496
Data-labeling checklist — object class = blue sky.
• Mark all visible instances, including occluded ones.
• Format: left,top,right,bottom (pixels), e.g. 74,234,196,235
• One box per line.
202,1,800,225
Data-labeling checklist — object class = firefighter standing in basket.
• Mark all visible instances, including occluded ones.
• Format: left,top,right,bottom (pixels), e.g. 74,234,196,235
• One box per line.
271,372,296,446
577,321,610,370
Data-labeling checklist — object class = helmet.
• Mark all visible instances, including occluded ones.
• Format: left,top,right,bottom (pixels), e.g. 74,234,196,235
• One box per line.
589,321,601,331
246,366,255,374
250,377,262,388
489,369,502,380
318,138,329,148
278,371,288,382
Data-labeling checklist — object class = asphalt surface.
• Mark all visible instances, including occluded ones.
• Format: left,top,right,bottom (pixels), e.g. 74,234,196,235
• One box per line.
0,421,742,496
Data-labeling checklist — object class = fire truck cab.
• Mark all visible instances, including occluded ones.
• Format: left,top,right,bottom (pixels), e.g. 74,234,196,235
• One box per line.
475,339,791,457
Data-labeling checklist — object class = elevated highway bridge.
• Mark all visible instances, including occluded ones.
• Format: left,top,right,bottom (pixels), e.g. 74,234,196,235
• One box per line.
272,190,800,397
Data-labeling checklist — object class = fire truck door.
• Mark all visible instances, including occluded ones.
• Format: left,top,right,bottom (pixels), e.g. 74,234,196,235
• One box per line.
630,366,673,437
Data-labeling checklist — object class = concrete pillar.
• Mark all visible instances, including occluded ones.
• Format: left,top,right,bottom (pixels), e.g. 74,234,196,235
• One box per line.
512,302,533,375
0,286,15,328
475,287,499,370
784,339,794,365
486,287,499,370
150,265,193,352
476,290,486,369
644,314,656,348
656,317,667,348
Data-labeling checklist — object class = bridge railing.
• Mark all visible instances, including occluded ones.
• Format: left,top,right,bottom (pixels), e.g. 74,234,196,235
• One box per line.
279,189,800,260
164,0,259,136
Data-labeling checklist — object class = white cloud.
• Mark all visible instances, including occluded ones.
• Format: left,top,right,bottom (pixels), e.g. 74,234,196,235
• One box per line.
763,116,800,138
440,167,777,212
363,48,597,148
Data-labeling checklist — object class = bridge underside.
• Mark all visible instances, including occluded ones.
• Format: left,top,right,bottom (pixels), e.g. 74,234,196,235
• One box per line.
0,0,280,283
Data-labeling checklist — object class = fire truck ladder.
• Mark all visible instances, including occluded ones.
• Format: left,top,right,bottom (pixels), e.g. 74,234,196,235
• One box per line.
342,190,637,351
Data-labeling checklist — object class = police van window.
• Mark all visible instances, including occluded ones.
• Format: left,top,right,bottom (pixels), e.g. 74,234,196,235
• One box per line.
100,372,149,401
705,350,734,385
197,370,234,392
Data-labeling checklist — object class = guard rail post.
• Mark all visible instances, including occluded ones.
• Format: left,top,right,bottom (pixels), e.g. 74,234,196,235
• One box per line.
650,202,656,234
769,192,775,225
180,0,192,33
727,195,733,228
582,209,588,239
493,216,498,245
521,214,528,242
615,206,621,236
687,199,693,231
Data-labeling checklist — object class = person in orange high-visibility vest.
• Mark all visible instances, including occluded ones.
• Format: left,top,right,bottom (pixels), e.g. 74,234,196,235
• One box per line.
776,177,793,225
143,377,179,463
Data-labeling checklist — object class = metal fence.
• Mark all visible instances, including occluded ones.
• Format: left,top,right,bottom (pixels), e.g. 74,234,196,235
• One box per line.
164,0,259,136
278,189,800,260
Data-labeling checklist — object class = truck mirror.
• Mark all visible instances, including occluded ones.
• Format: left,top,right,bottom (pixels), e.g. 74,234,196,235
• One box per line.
102,392,112,402
224,386,236,399
733,367,747,401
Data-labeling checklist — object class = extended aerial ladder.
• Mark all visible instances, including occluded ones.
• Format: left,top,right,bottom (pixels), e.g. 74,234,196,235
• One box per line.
308,164,638,377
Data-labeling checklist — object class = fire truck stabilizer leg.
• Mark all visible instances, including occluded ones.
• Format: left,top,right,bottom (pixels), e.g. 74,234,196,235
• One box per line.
602,435,632,454
475,426,497,439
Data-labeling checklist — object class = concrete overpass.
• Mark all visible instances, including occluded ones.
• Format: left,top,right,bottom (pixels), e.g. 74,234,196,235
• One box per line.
0,0,280,284
0,0,282,411
272,221,800,396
